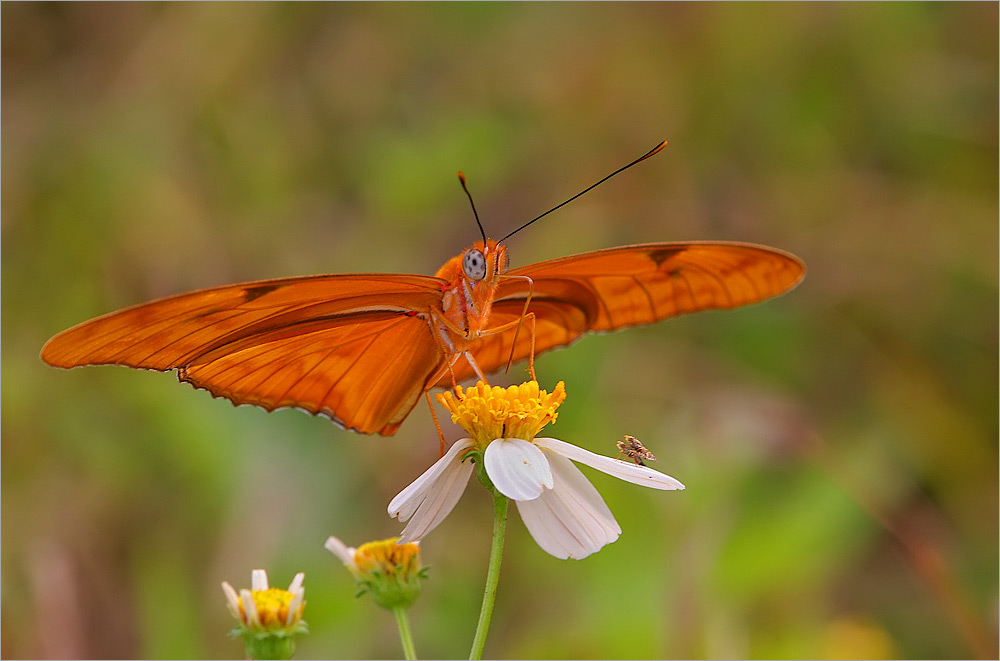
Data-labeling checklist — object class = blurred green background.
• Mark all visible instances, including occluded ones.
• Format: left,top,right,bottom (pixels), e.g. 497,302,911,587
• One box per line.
3,3,997,659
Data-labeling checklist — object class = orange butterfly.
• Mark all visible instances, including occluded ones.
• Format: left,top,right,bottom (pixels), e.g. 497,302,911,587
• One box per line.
41,142,805,436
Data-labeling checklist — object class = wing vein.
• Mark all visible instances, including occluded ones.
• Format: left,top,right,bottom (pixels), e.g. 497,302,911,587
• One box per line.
315,323,389,415
632,274,658,324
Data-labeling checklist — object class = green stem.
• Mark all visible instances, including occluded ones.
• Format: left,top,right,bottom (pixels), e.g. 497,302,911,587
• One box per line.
392,606,418,660
469,491,509,660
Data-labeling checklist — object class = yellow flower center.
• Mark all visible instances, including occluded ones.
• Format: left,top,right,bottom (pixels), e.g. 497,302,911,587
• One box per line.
354,537,422,577
437,380,566,447
241,588,303,630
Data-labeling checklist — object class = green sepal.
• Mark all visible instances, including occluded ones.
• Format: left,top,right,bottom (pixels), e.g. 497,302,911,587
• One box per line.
353,564,428,611
229,621,309,660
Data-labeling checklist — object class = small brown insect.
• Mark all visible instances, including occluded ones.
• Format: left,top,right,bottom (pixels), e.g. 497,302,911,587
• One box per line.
616,435,656,466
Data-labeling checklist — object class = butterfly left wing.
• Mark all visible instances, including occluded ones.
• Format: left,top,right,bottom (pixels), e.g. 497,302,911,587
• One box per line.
42,274,450,435
437,241,805,384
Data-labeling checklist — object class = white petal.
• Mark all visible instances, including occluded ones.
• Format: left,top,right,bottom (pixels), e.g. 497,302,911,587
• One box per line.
287,572,305,594
398,461,474,542
389,440,476,542
536,437,686,490
251,568,268,591
388,439,475,520
221,582,241,618
285,575,305,627
324,536,357,568
515,451,621,560
484,438,554,501
240,589,259,626
515,497,574,559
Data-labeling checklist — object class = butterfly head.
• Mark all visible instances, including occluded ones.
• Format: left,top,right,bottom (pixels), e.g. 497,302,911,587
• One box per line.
435,239,509,338
437,239,508,286
462,239,509,282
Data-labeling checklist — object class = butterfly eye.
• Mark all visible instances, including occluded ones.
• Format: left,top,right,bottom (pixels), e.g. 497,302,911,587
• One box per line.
463,248,487,280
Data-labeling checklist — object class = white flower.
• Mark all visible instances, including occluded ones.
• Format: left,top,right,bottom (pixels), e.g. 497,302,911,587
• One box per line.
387,381,684,560
221,569,307,638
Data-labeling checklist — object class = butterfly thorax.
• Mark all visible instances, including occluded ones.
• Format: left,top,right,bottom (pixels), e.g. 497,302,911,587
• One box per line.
433,239,508,349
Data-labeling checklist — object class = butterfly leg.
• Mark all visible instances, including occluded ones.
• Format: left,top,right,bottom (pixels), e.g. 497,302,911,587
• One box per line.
500,275,536,380
425,390,448,457
443,355,461,391
427,307,494,388
465,311,540,382
462,350,487,382
503,311,537,381
426,308,465,391
525,312,537,381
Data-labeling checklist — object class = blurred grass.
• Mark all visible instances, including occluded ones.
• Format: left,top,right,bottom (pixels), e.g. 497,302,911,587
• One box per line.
3,3,997,659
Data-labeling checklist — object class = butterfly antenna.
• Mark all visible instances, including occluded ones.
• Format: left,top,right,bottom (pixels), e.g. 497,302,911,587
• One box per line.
499,140,668,244
458,171,488,245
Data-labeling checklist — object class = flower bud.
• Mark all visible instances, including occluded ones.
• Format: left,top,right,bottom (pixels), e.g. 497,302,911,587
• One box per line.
326,536,427,610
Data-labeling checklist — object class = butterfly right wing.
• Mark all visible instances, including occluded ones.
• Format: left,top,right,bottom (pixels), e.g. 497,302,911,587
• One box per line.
41,274,450,435
437,241,805,384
